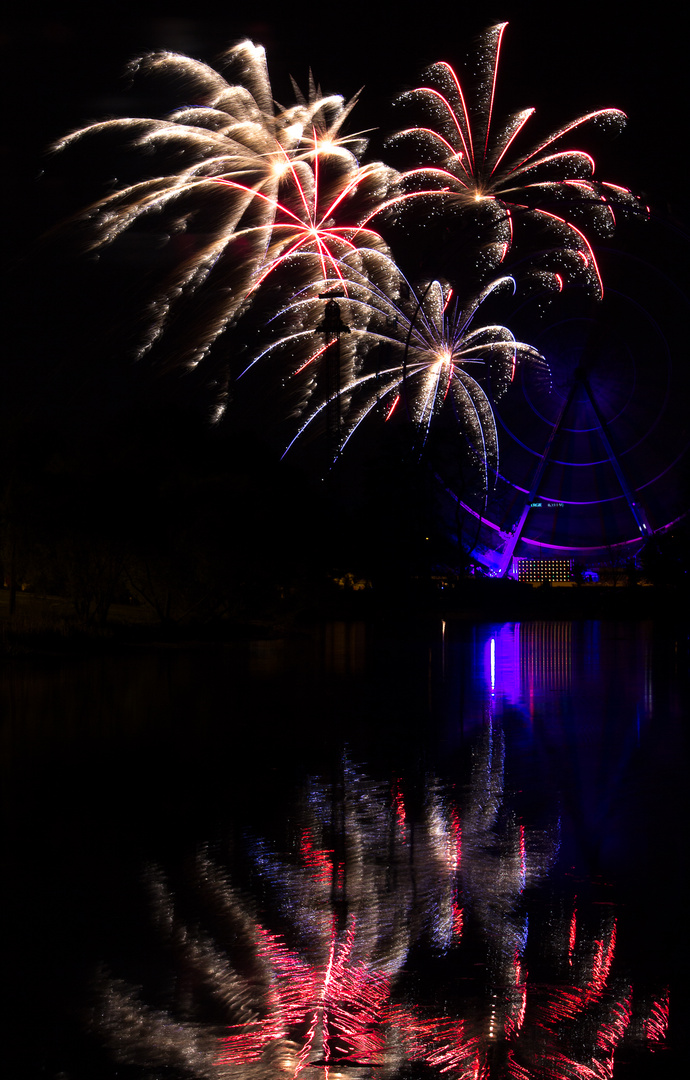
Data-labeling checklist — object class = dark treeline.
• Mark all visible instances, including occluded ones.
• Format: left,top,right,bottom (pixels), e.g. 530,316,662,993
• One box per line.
3,252,453,632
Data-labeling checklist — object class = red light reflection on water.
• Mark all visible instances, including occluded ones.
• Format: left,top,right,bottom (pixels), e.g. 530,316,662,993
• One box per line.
88,756,669,1079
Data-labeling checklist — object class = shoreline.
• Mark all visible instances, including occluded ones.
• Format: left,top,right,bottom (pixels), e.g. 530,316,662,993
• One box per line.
1,580,684,657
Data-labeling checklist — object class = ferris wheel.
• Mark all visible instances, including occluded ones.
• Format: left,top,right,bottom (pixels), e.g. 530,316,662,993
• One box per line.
453,227,690,574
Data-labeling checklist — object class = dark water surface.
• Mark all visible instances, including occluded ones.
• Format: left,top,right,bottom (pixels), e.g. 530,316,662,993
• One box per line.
3,619,688,1078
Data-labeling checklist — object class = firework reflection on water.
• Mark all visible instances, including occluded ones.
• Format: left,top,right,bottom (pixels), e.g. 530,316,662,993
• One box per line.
91,742,667,1079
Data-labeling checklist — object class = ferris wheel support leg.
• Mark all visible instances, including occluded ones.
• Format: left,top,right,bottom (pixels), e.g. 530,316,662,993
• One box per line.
498,505,531,577
579,372,653,542
497,379,579,576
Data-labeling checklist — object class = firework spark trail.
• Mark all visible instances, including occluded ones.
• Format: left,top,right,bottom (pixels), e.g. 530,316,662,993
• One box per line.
207,155,394,299
385,23,641,294
46,28,559,455
45,23,645,479
50,41,396,389
275,257,543,486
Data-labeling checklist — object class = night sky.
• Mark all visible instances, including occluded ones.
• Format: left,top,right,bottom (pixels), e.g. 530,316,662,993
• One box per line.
3,3,688,558
3,13,688,1077
3,3,687,234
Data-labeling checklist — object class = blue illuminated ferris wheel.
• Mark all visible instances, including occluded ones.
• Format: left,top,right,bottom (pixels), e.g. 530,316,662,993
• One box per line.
451,233,690,574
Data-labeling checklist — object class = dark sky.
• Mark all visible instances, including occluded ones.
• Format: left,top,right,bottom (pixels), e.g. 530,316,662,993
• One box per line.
2,3,686,230
5,3,686,425
5,2,688,440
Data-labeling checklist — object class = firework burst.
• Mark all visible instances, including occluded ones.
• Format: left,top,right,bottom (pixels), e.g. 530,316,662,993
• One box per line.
45,25,643,488
51,41,395,382
274,259,543,487
385,23,641,294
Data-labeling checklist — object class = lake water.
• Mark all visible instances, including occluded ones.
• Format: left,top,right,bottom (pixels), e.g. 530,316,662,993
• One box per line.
3,618,687,1078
